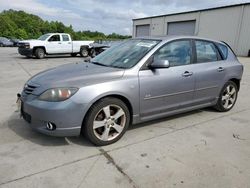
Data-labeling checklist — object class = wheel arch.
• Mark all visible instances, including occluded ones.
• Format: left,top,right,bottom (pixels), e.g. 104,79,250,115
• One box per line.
33,46,46,54
81,94,134,130
80,45,91,51
229,78,241,91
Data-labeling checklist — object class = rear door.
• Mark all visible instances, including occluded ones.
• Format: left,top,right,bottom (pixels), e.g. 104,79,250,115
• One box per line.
193,40,226,105
139,39,196,120
61,34,72,53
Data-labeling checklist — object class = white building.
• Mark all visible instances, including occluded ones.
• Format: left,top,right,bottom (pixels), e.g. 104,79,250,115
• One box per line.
132,3,250,56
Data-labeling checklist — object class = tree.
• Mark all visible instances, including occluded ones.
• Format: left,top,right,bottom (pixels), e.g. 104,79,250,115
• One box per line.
0,9,132,40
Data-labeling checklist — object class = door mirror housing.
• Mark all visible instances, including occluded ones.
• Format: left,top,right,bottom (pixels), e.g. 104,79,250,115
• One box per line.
150,59,170,69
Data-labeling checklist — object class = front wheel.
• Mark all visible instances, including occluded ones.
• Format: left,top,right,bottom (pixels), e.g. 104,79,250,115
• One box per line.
35,48,45,59
83,98,130,146
214,81,238,112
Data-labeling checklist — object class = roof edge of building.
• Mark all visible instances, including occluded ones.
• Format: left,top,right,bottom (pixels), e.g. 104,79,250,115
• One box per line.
132,2,250,21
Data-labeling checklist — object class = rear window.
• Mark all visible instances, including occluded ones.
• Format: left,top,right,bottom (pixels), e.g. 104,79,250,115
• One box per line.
195,40,218,63
62,35,69,41
217,43,228,59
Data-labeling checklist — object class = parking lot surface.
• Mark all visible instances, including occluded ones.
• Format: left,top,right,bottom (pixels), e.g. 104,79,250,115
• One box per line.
0,47,250,188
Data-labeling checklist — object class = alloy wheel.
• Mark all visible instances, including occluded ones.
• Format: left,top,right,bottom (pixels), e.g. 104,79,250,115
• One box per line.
93,104,126,141
221,84,237,109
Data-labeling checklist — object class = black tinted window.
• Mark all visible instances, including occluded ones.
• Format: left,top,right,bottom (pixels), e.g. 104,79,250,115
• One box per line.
195,40,218,63
62,35,69,41
48,35,60,42
217,43,228,59
154,40,191,67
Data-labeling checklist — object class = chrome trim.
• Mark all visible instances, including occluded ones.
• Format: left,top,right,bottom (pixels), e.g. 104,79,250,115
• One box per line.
196,86,218,91
144,90,194,100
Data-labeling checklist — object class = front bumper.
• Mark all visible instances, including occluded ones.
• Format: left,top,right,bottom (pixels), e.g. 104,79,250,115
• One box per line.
21,94,87,137
18,47,33,56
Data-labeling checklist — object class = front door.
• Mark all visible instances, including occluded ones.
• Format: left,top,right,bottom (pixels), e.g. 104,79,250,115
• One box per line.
46,34,62,54
139,40,195,120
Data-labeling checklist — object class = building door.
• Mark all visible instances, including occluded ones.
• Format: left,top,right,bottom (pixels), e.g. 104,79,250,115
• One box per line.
167,20,196,35
136,25,150,37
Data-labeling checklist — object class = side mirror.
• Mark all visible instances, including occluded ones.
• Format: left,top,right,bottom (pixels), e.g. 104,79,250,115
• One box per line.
150,59,170,69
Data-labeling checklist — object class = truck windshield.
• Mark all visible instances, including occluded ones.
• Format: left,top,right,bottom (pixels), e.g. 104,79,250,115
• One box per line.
92,39,161,69
38,34,51,41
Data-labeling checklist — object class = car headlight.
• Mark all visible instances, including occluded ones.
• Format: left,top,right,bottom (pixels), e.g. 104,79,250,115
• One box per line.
38,88,78,102
24,43,30,49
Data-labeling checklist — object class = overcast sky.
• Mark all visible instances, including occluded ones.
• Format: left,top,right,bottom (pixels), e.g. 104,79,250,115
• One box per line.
0,0,249,35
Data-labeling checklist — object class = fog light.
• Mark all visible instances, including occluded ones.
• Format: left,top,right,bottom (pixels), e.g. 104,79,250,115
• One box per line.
46,122,56,131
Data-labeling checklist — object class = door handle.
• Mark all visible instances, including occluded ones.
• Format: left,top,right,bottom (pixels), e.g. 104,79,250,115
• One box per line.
182,71,193,77
217,67,224,72
58,42,62,44
68,42,71,44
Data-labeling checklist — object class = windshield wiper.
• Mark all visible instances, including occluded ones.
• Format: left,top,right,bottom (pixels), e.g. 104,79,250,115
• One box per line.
91,61,109,67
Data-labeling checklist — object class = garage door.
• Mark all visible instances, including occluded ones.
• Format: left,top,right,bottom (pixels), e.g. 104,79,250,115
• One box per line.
167,20,196,35
136,25,150,37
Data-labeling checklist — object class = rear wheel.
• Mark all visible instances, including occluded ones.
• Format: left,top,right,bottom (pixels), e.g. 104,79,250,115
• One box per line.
80,47,89,57
214,81,238,112
35,48,45,59
83,97,130,146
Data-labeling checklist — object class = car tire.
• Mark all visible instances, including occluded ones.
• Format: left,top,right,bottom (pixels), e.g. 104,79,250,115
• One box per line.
214,81,238,112
90,48,96,58
0,43,3,47
71,53,77,57
35,48,45,59
80,47,89,57
83,97,130,146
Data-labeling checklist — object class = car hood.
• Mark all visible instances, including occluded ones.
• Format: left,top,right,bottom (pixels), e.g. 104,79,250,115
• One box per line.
19,40,44,46
27,62,125,94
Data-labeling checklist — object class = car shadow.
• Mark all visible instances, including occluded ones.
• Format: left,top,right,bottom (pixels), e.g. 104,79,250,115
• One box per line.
13,55,88,60
127,109,204,131
7,112,93,147
7,107,217,147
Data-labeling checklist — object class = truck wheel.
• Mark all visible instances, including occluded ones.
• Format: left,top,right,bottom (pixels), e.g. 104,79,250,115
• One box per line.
35,48,45,59
80,47,89,57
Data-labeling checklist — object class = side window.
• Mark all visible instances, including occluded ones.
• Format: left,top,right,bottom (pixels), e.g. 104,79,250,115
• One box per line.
62,35,69,41
48,35,60,42
217,43,228,59
154,40,192,67
195,40,218,63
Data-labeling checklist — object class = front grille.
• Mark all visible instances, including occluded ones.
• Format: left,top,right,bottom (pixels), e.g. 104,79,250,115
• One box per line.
24,84,38,95
18,43,30,49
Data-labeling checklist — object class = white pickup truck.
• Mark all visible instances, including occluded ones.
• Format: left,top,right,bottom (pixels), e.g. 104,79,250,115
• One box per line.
18,33,94,59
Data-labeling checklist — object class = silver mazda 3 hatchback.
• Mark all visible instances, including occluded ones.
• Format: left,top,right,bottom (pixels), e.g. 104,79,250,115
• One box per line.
19,36,244,145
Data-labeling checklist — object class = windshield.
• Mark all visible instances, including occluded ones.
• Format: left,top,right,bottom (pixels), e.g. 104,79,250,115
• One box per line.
92,39,161,69
38,34,51,41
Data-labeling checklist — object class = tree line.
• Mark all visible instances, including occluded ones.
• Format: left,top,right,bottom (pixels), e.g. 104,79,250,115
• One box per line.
0,9,131,40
